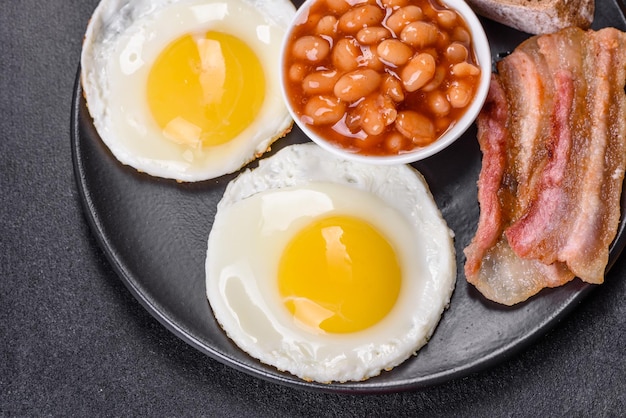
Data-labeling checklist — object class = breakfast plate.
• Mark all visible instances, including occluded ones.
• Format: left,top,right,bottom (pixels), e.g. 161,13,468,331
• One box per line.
71,0,626,393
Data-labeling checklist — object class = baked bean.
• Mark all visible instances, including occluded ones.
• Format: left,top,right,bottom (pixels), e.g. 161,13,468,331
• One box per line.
353,129,384,149
426,90,451,116
381,0,409,9
354,0,380,5
435,116,452,132
301,13,322,29
395,110,435,145
358,94,397,136
382,74,405,102
302,70,341,94
452,27,471,43
436,30,450,50
334,68,382,102
292,35,330,62
447,80,473,108
332,38,361,71
304,95,346,125
358,46,385,71
376,39,413,66
421,66,445,92
288,63,307,82
360,107,386,135
421,47,438,61
385,5,423,35
401,53,436,92
445,42,468,63
437,10,457,28
283,0,480,156
326,0,351,14
345,107,363,133
356,26,391,45
316,15,338,36
385,132,406,153
378,95,398,126
338,5,384,33
451,62,480,77
420,1,437,19
400,21,439,48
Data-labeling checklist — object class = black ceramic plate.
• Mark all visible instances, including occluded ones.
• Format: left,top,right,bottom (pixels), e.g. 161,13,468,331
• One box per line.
71,0,626,394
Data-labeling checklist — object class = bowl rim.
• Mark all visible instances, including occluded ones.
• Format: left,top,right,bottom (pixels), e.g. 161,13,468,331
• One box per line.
280,0,492,165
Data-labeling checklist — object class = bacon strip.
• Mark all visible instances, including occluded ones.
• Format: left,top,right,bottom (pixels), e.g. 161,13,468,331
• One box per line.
500,44,551,207
505,70,575,261
464,27,626,305
464,75,575,305
463,75,508,279
503,29,586,268
557,29,626,283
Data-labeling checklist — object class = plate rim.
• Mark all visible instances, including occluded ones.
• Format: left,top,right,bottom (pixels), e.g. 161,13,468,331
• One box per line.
70,1,626,393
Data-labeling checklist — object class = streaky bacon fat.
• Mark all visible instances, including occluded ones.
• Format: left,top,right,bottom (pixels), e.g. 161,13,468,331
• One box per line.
463,74,508,278
464,27,626,305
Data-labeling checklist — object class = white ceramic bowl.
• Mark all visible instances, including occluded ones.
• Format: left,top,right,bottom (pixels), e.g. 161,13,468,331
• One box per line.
280,0,492,165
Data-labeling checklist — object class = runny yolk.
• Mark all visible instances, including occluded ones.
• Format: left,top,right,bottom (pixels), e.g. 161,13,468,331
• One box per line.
278,215,402,334
146,31,265,147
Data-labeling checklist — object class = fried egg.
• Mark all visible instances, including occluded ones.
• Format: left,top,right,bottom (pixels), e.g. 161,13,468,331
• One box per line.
80,0,295,182
206,143,456,383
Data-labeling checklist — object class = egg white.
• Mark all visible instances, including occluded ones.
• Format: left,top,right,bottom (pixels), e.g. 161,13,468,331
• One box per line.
206,143,456,383
80,0,295,181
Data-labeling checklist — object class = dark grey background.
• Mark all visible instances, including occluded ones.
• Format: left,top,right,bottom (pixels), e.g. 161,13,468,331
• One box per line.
1,0,624,416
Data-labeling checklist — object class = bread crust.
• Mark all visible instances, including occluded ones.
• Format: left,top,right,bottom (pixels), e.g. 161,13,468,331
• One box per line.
466,0,595,34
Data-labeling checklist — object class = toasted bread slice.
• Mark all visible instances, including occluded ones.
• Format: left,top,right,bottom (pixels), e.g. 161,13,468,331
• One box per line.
466,0,595,35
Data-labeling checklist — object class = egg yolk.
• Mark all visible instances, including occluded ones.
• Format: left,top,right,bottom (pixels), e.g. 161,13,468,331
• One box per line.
146,31,265,147
278,215,402,334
